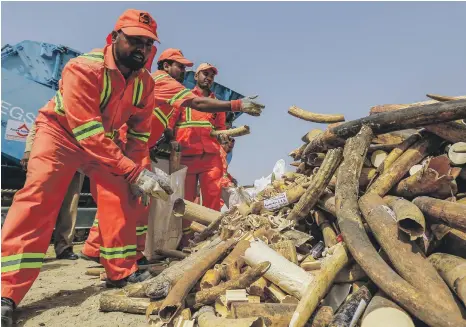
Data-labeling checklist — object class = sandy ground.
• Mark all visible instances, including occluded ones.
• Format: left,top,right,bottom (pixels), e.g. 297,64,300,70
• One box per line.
14,244,148,327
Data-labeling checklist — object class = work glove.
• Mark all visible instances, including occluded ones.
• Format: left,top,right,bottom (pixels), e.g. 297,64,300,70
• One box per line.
216,133,230,144
231,95,265,117
131,168,173,201
130,185,151,206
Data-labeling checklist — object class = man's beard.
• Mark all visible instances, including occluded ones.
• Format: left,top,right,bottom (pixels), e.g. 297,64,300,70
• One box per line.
119,52,147,71
175,72,185,83
199,82,211,91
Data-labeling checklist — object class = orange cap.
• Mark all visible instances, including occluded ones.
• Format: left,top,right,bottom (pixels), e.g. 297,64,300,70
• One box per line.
157,48,193,67
196,63,218,75
113,9,159,42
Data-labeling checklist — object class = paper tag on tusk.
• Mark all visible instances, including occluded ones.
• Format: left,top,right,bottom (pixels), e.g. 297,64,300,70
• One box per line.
264,193,289,211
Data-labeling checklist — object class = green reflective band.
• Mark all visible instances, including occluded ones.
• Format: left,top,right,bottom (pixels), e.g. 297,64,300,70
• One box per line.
186,108,192,122
168,89,191,106
176,121,213,129
153,108,168,128
104,130,116,140
80,52,104,63
54,91,65,116
1,253,45,273
132,78,144,106
73,121,105,142
127,128,150,142
167,109,174,119
100,69,111,109
152,73,169,82
136,225,148,236
100,245,137,260
92,219,99,227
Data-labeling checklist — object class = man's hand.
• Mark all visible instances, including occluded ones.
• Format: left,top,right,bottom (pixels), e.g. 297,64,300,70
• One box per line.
163,128,174,142
131,168,173,201
238,95,265,116
20,152,31,171
216,133,230,144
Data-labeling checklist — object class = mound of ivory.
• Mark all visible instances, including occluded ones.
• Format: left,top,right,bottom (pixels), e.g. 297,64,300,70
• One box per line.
98,94,466,327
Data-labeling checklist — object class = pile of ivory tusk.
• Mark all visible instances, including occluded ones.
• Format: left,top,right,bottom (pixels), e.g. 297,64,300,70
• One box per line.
98,94,466,327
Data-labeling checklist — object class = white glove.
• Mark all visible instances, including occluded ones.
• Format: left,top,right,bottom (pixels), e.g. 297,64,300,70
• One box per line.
131,168,173,201
240,95,265,116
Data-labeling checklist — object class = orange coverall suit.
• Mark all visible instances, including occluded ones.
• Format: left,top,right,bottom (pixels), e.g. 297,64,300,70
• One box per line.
1,45,154,305
82,70,197,257
168,86,226,219
81,69,193,259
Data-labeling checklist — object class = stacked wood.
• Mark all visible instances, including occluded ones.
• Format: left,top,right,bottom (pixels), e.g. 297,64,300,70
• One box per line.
102,95,466,327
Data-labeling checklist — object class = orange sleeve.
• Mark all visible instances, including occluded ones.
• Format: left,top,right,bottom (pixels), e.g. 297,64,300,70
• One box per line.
214,112,227,131
125,85,154,169
61,62,136,176
155,79,197,130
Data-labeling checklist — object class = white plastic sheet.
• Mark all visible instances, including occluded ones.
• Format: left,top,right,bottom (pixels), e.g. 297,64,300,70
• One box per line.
244,159,287,200
144,159,187,260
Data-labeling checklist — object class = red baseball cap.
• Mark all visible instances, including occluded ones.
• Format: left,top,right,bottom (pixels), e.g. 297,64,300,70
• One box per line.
157,48,193,67
113,9,159,42
196,63,218,75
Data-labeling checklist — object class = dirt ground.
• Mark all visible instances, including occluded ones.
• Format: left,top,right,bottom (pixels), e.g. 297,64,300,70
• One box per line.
14,244,148,327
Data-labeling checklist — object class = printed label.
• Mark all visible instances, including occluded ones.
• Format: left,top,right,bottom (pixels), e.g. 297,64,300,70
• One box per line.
4,119,30,142
263,193,289,211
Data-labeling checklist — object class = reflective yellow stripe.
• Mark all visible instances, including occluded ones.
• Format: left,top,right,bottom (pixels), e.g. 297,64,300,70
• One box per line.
100,69,111,109
168,89,191,106
152,73,169,82
1,253,45,273
176,121,213,129
136,225,148,236
100,245,137,260
127,128,150,143
80,52,104,63
186,107,192,122
153,107,168,128
132,77,144,106
167,109,174,119
54,91,65,116
55,51,111,117
72,121,105,142
92,219,99,227
104,130,117,140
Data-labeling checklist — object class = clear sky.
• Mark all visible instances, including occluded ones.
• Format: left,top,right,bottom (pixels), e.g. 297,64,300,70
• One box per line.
2,1,466,184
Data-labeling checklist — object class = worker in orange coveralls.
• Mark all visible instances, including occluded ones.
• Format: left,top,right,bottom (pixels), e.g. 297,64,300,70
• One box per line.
1,10,173,326
170,63,229,212
80,28,159,268
79,50,265,258
150,51,265,246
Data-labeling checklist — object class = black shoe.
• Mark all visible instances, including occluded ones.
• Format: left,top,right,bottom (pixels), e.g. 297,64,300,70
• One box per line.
127,270,152,283
105,278,128,289
56,248,79,260
1,297,15,327
105,270,152,289
78,252,100,263
137,256,150,266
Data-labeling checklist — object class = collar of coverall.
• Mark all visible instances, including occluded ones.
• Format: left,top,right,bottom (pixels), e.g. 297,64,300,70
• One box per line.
192,85,215,98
